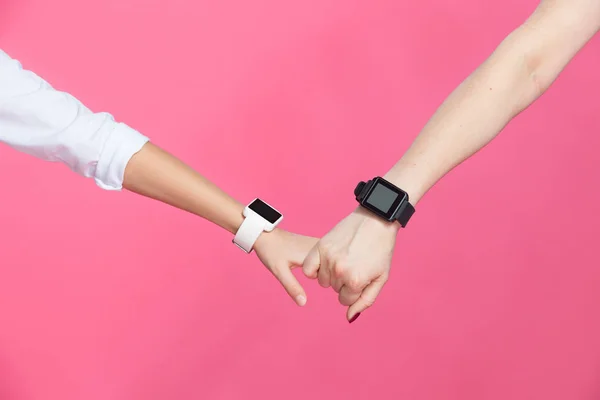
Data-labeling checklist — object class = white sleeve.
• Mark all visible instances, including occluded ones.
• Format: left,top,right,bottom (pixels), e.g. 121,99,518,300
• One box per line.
0,49,149,190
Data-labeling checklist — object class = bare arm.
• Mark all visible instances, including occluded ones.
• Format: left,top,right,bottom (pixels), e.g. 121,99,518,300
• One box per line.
121,143,317,306
303,0,600,322
0,50,315,306
385,0,600,203
122,143,244,234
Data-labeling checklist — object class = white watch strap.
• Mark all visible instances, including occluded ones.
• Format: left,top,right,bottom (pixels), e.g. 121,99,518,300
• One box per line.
233,212,267,253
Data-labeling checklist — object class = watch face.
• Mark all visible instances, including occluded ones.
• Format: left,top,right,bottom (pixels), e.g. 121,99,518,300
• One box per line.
248,198,282,224
363,178,407,220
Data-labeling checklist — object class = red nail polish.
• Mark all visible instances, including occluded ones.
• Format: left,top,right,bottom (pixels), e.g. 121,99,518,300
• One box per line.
349,313,361,323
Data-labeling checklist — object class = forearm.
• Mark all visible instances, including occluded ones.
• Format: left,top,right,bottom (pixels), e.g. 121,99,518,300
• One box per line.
0,50,246,236
385,1,600,204
385,29,537,203
123,142,245,234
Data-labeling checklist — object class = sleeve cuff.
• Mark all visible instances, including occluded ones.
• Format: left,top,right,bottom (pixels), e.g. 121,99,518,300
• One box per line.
94,122,149,191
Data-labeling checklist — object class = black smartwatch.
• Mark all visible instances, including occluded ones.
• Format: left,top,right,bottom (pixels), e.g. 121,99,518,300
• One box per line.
354,177,415,227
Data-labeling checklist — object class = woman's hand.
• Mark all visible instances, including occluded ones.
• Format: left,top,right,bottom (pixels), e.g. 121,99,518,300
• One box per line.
254,229,318,307
302,208,399,322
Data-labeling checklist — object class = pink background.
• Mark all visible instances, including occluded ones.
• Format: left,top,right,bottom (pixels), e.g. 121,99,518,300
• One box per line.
2,0,600,399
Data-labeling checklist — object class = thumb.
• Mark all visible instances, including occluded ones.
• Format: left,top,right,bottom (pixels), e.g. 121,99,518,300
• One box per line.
302,244,321,279
346,277,386,322
273,266,308,307
289,237,320,267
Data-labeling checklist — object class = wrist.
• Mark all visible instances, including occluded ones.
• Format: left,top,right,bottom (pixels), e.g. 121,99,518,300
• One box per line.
218,200,246,234
354,206,400,235
383,167,428,206
253,227,280,253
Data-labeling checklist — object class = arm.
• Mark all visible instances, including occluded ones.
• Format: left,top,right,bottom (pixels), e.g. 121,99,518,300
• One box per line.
303,0,600,321
0,49,314,306
386,0,600,204
123,143,316,307
123,143,246,235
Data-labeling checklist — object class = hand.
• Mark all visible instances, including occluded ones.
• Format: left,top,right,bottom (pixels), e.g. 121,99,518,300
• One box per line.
254,228,318,307
302,208,399,321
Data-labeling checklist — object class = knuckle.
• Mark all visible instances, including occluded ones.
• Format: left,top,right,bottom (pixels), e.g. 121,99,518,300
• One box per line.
319,242,334,257
346,276,363,292
318,271,331,287
339,293,355,307
332,262,346,279
303,265,318,279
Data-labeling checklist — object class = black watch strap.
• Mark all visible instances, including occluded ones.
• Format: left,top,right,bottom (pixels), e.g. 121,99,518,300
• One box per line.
395,201,415,228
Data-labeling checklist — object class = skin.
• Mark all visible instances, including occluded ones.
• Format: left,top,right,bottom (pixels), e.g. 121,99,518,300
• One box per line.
0,48,315,308
303,0,600,321
123,142,317,307
16,0,595,320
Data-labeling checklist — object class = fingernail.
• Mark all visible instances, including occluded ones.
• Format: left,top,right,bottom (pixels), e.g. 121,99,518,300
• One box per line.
296,295,307,306
348,313,361,323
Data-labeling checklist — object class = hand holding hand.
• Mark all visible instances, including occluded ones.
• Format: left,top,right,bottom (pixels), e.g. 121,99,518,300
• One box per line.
302,208,399,321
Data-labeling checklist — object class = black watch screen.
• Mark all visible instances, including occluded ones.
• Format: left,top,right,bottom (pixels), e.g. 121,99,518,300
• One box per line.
354,177,415,227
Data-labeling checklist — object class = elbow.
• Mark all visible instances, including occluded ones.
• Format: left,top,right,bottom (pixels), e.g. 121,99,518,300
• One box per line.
523,52,553,100
505,47,552,116
495,28,554,115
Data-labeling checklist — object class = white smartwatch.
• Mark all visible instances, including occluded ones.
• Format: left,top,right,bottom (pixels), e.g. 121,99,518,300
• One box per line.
233,198,284,253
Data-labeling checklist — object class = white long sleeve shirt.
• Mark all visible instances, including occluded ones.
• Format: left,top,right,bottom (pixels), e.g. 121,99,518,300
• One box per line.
0,49,149,190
